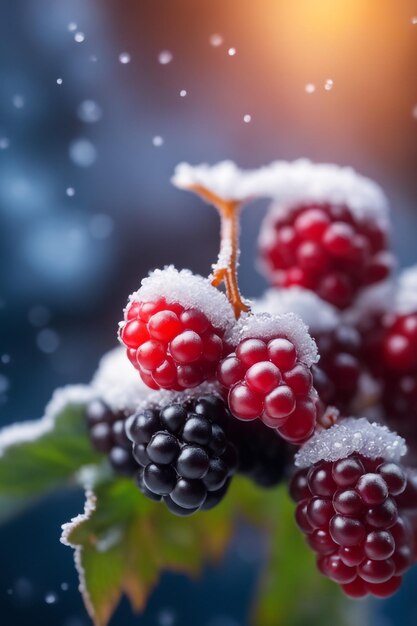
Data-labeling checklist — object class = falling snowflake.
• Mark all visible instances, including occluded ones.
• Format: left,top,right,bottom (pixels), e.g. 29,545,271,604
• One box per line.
158,50,173,65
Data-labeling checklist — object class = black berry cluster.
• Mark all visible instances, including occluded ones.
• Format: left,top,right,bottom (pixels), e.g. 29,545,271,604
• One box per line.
125,395,238,516
86,399,137,476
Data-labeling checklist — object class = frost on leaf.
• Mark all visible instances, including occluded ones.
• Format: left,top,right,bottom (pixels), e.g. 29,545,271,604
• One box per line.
227,312,319,368
295,417,407,468
123,266,235,331
254,288,339,334
0,385,99,503
60,478,234,626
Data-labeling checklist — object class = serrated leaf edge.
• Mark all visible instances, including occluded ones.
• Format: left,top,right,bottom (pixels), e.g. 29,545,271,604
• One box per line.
60,488,99,623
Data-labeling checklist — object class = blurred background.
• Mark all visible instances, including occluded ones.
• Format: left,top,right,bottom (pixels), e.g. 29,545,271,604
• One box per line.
1,1,417,624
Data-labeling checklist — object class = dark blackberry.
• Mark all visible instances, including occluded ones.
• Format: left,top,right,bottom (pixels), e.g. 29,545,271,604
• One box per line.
126,394,238,515
230,419,289,488
86,399,137,476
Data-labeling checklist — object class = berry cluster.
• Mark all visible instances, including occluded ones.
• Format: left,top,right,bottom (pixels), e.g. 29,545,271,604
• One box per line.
86,399,137,475
258,202,393,309
121,298,226,390
125,394,238,515
291,455,415,597
218,331,318,444
110,159,417,601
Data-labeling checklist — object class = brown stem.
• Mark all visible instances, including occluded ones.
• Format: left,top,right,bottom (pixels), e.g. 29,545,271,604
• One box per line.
189,184,250,319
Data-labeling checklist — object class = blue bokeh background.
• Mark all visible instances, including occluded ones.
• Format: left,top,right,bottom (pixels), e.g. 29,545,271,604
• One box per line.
1,1,417,624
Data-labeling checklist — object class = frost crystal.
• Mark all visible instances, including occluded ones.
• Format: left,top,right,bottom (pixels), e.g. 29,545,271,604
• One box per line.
295,417,407,468
227,312,319,367
126,266,235,331
172,160,388,225
91,347,150,413
0,385,93,457
343,279,396,325
133,381,223,414
260,161,389,229
396,265,417,315
253,288,339,334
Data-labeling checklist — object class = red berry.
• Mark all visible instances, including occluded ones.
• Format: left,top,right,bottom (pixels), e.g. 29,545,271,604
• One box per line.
259,201,392,309
217,317,318,443
120,298,229,391
292,452,416,598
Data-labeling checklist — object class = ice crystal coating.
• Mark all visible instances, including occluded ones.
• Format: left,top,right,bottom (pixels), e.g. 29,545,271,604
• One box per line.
227,312,319,367
172,159,388,228
0,385,93,457
343,279,396,325
60,489,97,622
254,288,339,334
91,346,150,413
172,160,253,201
125,266,235,331
396,265,417,315
295,418,407,468
133,380,223,413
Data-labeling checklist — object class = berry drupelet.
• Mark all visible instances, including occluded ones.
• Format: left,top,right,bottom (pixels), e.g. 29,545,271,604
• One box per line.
291,419,416,598
126,392,238,515
119,267,235,392
258,202,393,309
217,313,319,444
86,399,137,476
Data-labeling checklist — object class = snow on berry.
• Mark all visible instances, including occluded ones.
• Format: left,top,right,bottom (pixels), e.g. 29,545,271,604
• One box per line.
217,312,319,444
290,420,414,598
91,346,150,414
125,390,238,515
257,163,393,309
255,288,363,413
119,267,235,391
254,287,339,334
295,418,407,469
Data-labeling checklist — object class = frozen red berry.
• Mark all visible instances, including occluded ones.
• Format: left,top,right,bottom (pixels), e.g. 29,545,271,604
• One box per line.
290,419,415,598
217,313,319,444
119,268,235,391
258,200,393,309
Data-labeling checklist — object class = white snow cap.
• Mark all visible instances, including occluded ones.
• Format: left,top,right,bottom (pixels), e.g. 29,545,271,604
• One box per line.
125,266,235,331
260,160,389,228
134,380,223,413
343,279,397,325
0,385,93,457
172,160,389,228
396,265,417,315
254,288,339,334
227,312,319,367
172,160,254,201
91,346,150,414
295,417,407,468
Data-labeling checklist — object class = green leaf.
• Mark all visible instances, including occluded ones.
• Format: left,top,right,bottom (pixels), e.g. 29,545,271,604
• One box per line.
0,385,100,514
62,479,234,626
247,486,350,626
